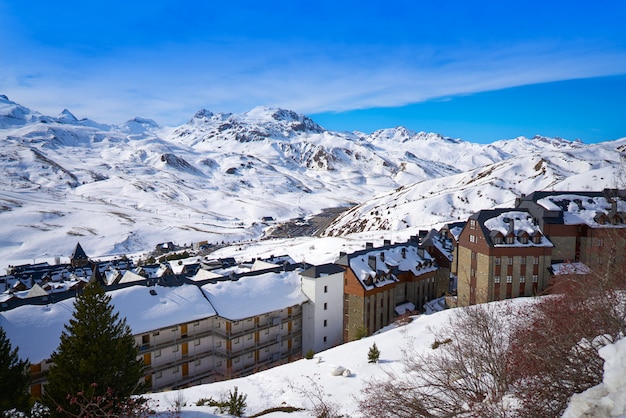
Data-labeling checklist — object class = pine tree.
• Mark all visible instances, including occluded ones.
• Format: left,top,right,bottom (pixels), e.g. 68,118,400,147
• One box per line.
0,326,31,412
368,342,380,363
44,281,144,417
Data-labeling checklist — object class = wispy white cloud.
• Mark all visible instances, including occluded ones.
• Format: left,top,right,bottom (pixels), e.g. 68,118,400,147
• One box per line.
2,35,626,125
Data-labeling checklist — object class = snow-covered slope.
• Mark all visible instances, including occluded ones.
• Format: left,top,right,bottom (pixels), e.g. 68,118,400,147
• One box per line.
323,141,626,236
0,95,622,268
141,297,625,418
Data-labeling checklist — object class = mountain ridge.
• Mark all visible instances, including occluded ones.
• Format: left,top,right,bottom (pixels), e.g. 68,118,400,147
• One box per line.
0,95,623,267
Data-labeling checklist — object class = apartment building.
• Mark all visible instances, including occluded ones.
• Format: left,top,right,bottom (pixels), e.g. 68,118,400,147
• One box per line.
2,269,308,396
336,241,439,342
300,263,345,354
515,189,626,270
456,209,553,306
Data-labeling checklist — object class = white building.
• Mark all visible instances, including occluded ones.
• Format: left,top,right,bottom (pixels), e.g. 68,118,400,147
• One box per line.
300,263,345,354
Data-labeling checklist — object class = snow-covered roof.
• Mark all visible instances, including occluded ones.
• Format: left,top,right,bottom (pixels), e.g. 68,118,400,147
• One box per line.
550,262,591,275
537,194,626,227
0,284,216,364
201,270,307,321
394,302,415,315
483,210,552,247
348,245,436,290
118,270,145,284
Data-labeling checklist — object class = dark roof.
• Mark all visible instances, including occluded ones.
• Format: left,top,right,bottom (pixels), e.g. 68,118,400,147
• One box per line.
71,243,89,261
301,263,345,278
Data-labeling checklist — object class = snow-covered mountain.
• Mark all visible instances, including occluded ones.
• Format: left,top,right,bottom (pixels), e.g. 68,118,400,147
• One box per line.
0,94,623,267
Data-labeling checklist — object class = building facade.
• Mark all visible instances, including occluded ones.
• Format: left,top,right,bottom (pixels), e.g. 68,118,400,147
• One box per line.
300,263,345,354
457,209,553,306
336,241,439,342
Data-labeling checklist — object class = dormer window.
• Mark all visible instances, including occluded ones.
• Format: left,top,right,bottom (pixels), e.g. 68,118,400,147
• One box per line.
532,232,542,244
505,235,515,244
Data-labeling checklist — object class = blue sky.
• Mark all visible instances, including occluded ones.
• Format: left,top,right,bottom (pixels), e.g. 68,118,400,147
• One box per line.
1,1,625,143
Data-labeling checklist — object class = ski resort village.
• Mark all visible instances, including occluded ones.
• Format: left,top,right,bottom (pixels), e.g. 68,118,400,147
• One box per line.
1,188,625,403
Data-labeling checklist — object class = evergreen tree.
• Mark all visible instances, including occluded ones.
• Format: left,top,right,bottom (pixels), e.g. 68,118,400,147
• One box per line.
0,326,31,413
44,281,144,416
368,342,380,363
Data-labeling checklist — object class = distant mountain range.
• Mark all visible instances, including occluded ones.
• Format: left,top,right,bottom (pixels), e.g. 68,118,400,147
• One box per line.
1,94,624,266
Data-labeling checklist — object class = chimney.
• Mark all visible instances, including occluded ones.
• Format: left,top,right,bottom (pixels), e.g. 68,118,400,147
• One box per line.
368,256,377,271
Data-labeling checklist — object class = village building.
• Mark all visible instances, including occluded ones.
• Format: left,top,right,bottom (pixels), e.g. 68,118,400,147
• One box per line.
515,189,626,270
456,209,553,306
1,267,308,396
335,241,440,342
300,263,345,354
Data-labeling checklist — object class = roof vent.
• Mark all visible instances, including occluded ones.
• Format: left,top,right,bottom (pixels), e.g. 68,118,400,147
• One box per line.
149,289,157,296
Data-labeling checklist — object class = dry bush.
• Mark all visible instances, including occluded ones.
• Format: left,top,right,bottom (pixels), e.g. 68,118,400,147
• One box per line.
360,303,520,417
508,248,626,418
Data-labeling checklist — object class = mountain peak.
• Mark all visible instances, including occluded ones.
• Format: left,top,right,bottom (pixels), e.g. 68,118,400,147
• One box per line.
193,109,215,120
58,108,78,121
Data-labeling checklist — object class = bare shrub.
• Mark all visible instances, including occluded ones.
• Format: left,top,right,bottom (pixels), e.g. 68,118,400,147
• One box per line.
508,245,626,418
290,375,343,418
360,303,519,417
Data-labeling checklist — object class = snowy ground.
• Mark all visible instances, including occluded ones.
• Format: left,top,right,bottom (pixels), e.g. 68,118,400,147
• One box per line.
143,297,626,418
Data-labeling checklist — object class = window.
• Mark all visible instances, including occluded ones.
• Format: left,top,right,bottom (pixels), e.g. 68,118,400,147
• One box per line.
494,276,501,284
495,257,501,265
216,341,222,348
324,285,328,293
520,257,526,265
155,349,161,357
156,371,162,379
142,334,150,345
469,234,476,243
506,276,512,284
323,320,327,327
173,345,179,352
194,320,200,326
234,337,240,344
534,257,539,265
520,276,526,283
323,302,328,310
174,366,179,373
248,333,253,340
195,338,201,346
195,359,201,366
323,336,327,343
171,326,178,332
471,251,476,260
506,236,514,244
508,257,513,265
470,219,476,229
532,275,538,283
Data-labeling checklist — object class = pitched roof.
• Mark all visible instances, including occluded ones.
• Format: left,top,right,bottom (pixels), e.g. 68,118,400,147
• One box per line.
70,242,89,261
